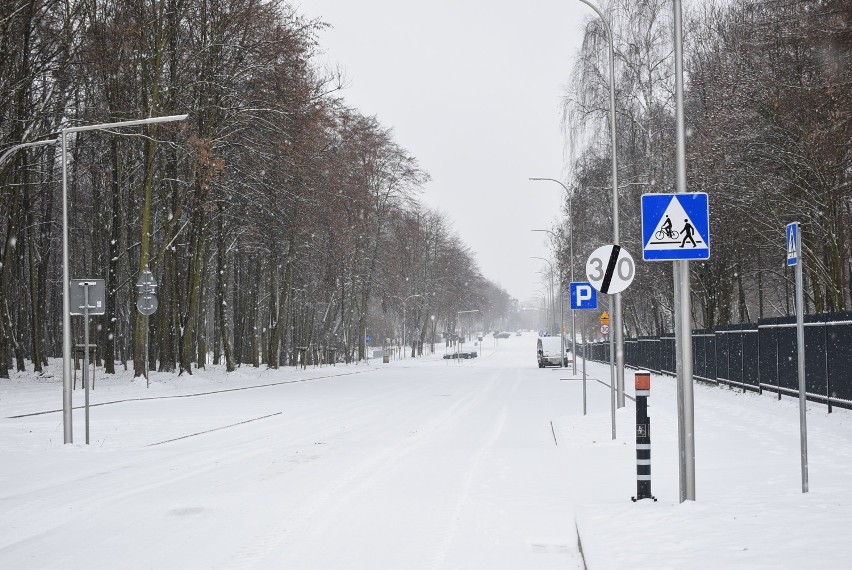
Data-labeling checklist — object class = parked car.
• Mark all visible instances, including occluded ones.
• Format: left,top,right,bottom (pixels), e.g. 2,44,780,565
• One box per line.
495,331,511,339
442,351,478,359
537,336,570,368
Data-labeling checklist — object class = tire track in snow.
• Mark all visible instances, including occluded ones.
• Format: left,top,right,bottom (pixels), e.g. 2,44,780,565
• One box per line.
426,379,512,570
252,374,498,568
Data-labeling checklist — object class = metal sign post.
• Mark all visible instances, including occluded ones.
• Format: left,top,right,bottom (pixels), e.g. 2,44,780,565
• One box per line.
586,244,635,412
70,279,105,445
673,0,696,502
787,222,809,493
570,282,598,419
136,266,158,388
83,285,91,444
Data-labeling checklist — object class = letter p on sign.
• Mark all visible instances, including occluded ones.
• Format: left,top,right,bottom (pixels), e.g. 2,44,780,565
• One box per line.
570,282,598,310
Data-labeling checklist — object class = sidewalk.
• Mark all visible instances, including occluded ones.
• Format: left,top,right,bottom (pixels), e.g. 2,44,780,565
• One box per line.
555,362,852,569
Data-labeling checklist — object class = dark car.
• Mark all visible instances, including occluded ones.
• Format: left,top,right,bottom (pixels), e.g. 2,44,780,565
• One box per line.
443,351,478,359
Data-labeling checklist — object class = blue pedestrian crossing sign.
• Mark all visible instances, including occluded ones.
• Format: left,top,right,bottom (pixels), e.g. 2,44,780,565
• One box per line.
641,193,710,261
786,222,799,266
570,282,598,310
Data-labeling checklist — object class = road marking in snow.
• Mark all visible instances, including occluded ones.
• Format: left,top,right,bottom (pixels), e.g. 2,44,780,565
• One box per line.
7,368,379,419
146,412,282,446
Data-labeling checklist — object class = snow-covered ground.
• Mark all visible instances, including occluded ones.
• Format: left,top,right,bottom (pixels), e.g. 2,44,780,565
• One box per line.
1,333,851,569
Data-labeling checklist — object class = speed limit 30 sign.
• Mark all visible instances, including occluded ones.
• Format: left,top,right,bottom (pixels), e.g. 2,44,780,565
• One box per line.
586,244,635,294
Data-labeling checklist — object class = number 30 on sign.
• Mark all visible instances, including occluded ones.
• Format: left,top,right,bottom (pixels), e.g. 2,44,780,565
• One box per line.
585,244,635,295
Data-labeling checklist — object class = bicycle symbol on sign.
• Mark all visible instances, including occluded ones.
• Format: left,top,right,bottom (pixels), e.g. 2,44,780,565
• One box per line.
655,215,679,240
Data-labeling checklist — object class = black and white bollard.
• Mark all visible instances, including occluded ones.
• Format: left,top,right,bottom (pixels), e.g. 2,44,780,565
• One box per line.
632,371,656,502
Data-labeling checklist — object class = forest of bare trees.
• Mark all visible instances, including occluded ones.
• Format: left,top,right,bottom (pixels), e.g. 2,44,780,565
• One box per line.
561,0,850,336
0,0,513,378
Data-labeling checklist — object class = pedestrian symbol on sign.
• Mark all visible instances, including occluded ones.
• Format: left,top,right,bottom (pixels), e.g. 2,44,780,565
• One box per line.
786,222,799,267
680,219,697,248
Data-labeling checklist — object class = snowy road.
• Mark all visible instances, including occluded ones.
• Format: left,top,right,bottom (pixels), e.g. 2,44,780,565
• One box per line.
4,331,852,569
1,337,584,569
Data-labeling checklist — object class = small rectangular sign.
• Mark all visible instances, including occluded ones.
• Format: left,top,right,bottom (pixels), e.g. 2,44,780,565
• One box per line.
786,222,798,267
69,279,106,315
569,282,598,310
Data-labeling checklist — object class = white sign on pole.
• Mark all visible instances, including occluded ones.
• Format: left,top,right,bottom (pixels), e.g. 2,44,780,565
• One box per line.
585,245,635,295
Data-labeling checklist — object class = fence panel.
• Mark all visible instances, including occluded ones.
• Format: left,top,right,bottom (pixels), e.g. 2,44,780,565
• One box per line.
805,315,829,400
660,336,675,375
827,318,852,403
758,319,781,395
716,328,732,385
741,327,759,389
639,337,660,372
692,330,715,383
625,340,638,368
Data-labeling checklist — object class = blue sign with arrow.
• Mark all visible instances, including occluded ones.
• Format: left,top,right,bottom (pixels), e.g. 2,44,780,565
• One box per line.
570,282,598,310
641,193,710,261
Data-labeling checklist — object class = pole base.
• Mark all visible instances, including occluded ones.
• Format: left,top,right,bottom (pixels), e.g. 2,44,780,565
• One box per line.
631,496,657,502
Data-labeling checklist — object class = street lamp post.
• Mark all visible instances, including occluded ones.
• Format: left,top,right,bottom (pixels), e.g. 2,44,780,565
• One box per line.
0,138,59,171
456,309,479,360
532,231,569,371
574,0,625,408
531,292,547,331
397,293,422,358
529,178,577,374
673,0,696,502
532,257,563,368
62,114,188,443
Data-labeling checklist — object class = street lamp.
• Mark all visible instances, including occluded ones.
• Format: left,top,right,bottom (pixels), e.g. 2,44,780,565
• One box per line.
572,0,625,409
456,309,479,361
532,229,574,372
529,179,577,374
395,293,422,358
62,114,188,443
531,256,563,368
0,138,59,171
673,0,696,502
530,294,547,332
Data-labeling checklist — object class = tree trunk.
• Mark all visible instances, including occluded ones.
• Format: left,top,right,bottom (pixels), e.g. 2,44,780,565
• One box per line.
180,205,205,374
216,205,235,371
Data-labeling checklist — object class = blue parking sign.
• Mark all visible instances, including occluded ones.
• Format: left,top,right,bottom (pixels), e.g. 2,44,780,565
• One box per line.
570,282,598,310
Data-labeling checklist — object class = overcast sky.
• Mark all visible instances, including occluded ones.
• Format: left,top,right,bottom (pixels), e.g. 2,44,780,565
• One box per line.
300,1,589,304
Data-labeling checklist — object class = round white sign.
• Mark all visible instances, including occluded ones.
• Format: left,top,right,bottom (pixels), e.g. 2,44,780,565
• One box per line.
600,324,610,336
585,244,635,295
